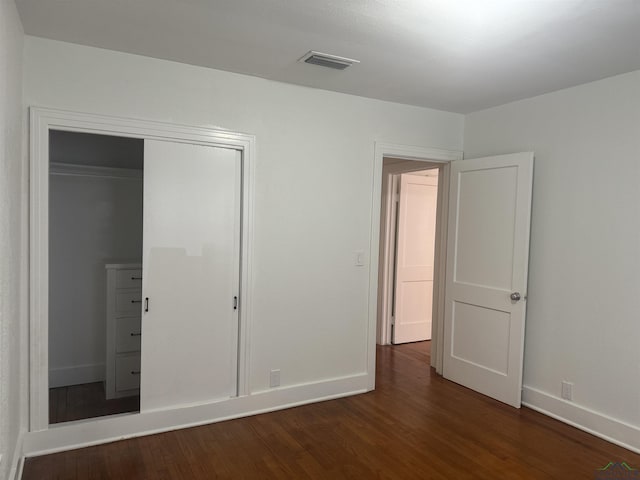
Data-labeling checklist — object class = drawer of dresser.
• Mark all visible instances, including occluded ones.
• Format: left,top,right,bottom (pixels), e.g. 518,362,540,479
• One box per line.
115,291,142,314
116,316,141,353
115,354,141,392
116,269,143,289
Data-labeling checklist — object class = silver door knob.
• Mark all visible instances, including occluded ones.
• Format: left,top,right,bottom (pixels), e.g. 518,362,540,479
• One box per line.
510,292,521,301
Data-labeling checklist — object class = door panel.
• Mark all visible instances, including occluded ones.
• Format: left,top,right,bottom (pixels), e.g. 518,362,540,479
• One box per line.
140,139,241,412
393,173,438,344
454,166,518,289
443,152,533,407
451,301,511,374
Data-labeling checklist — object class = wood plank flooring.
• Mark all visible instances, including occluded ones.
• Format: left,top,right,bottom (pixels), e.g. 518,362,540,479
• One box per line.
49,382,139,424
25,342,640,479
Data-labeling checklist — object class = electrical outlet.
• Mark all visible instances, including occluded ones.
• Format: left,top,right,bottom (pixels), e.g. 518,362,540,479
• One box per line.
270,369,281,388
561,381,573,401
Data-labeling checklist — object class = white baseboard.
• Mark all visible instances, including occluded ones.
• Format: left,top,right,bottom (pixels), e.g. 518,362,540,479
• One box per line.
49,363,105,388
522,385,640,454
23,372,370,457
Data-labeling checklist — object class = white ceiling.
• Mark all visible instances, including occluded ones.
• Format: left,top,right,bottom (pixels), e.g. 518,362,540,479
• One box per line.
16,0,640,113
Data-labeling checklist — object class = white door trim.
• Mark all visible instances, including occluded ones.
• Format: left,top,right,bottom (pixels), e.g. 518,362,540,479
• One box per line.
377,170,399,345
368,142,463,389
29,107,256,432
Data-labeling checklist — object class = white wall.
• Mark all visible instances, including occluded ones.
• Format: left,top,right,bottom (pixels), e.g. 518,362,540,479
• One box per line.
24,37,463,400
464,70,640,451
0,0,25,477
49,170,143,388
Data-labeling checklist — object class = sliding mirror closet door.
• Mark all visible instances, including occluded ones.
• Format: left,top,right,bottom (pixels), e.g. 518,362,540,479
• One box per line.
140,140,242,412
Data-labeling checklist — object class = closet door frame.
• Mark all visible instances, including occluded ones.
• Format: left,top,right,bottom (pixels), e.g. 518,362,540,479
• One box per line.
28,107,256,432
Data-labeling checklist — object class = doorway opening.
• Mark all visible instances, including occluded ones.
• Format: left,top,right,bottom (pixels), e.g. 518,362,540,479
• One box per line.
370,146,533,408
48,130,143,424
376,157,447,366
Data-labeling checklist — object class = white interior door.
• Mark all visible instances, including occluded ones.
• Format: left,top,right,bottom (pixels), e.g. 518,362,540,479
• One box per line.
140,139,241,412
443,152,533,408
393,172,439,344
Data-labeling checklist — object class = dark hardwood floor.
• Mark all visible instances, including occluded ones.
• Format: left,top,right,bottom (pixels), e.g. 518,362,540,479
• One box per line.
25,342,640,479
49,382,139,424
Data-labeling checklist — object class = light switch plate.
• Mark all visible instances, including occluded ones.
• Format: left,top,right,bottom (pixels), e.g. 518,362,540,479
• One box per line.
354,250,365,266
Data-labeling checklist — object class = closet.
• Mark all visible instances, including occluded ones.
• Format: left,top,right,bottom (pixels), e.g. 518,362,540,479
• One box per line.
48,131,144,423
48,131,242,424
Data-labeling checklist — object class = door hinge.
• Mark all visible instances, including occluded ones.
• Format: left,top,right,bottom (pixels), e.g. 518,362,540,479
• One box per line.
233,296,238,310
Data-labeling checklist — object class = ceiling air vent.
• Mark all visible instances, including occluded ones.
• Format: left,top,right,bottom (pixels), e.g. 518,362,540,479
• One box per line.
298,51,360,70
